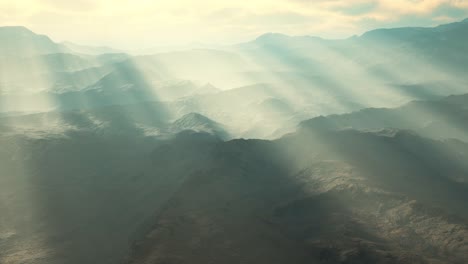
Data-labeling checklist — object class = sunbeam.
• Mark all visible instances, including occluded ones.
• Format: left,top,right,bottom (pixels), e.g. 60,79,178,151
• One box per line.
1,6,468,264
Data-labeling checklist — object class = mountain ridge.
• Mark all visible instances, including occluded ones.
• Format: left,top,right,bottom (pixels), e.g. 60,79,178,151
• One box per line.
3,17,468,53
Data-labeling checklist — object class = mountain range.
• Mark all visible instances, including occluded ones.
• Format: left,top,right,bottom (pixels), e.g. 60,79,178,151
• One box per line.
1,91,467,263
2,19,468,138
0,19,468,264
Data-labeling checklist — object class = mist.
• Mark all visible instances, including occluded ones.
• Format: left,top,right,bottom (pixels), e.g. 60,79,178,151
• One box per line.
1,14,468,264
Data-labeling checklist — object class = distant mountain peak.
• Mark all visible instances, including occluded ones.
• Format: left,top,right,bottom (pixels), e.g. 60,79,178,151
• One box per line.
253,33,298,45
174,112,215,125
0,26,35,35
0,25,31,31
0,25,67,56
256,32,289,40
171,113,229,139
254,32,323,44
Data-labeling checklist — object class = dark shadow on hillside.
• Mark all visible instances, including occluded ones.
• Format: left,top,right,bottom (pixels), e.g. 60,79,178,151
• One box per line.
0,57,176,263
126,129,468,264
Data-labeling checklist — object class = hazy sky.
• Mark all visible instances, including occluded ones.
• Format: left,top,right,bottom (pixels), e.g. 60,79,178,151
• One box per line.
1,0,468,49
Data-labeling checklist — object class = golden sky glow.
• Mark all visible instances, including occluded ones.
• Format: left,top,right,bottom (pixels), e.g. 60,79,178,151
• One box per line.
1,0,468,49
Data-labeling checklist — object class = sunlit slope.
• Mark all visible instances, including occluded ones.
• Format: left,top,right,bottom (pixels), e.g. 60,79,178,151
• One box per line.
0,28,235,112
2,92,468,141
3,19,468,115
52,56,223,110
0,27,132,112
235,20,468,106
0,27,125,97
301,94,468,142
0,53,125,94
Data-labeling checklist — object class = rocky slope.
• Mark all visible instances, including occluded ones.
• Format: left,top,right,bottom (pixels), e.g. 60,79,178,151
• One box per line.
127,126,468,264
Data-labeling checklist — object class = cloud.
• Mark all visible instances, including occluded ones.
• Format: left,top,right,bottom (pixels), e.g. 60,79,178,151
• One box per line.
334,2,379,15
42,0,97,12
